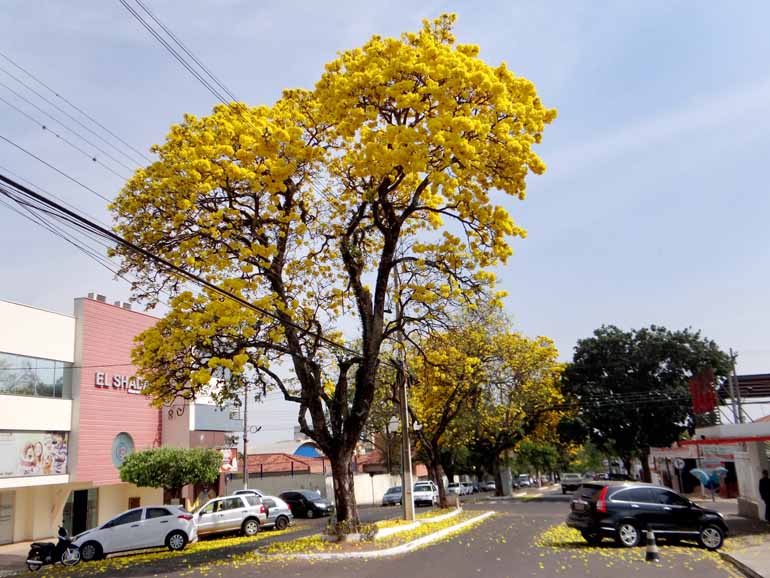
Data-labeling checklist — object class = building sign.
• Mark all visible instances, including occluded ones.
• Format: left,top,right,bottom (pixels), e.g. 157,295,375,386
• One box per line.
94,372,146,394
0,431,68,478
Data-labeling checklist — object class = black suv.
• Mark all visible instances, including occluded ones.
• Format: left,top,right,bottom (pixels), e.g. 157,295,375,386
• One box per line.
567,482,727,550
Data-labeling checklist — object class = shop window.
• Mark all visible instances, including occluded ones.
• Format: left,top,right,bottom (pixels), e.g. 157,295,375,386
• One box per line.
0,352,72,398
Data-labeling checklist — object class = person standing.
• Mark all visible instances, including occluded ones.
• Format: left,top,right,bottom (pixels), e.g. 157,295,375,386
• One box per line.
759,470,770,522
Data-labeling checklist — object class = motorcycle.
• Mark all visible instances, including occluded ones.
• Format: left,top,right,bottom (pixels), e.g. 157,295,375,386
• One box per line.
26,526,81,571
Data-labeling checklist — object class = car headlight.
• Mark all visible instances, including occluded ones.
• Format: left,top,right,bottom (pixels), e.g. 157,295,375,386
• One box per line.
314,502,326,507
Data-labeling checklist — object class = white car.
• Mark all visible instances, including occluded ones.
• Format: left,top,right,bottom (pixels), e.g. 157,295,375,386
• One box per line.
460,482,473,495
195,494,267,537
447,482,463,495
234,488,265,498
413,481,438,507
75,506,196,562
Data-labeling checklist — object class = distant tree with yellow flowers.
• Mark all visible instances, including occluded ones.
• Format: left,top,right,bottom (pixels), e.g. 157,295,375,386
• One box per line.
110,14,555,526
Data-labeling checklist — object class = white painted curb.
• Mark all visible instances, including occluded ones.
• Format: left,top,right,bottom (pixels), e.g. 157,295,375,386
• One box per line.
374,508,462,540
271,511,495,560
418,507,462,524
375,520,421,539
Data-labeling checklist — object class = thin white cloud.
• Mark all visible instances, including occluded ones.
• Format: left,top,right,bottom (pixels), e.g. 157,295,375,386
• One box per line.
547,76,770,177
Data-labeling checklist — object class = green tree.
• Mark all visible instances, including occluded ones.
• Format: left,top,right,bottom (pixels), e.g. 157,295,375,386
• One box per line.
119,448,221,500
515,440,559,485
563,325,731,481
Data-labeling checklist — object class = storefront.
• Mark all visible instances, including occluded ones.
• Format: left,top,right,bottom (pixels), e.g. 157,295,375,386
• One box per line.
0,296,163,543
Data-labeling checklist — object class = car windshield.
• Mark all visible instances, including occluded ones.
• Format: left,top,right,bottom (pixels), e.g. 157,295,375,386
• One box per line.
300,490,323,500
386,487,401,494
414,483,431,490
562,474,581,479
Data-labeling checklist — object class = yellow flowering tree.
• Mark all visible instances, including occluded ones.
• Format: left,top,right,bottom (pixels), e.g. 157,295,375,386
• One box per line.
110,14,555,525
470,332,564,494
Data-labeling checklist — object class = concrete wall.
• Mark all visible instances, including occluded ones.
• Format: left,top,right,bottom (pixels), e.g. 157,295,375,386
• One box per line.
0,300,75,362
3,397,72,432
348,473,402,506
97,484,163,524
226,472,401,507
226,473,329,499
10,482,85,541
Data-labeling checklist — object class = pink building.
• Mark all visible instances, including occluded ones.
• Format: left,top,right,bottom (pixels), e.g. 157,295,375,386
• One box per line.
0,294,244,543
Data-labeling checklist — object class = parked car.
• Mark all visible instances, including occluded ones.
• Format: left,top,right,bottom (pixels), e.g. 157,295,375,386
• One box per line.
517,474,532,488
413,481,438,507
480,480,496,492
447,482,463,495
279,490,335,518
567,482,727,550
258,495,294,531
74,506,196,562
560,473,583,494
460,482,473,495
382,486,402,506
234,488,265,498
196,494,267,538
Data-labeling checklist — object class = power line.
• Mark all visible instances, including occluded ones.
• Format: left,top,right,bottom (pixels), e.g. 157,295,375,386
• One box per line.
0,50,151,165
117,0,231,104
0,74,135,174
133,0,238,102
0,172,360,359
0,90,130,180
0,135,111,202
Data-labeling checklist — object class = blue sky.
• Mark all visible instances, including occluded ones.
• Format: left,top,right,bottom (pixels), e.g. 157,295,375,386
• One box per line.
2,1,770,438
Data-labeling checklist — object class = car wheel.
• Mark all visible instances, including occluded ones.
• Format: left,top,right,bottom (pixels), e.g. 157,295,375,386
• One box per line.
80,541,102,562
61,546,81,566
615,522,641,547
242,518,260,537
306,508,315,519
275,516,289,531
698,525,724,551
580,530,602,546
166,530,188,551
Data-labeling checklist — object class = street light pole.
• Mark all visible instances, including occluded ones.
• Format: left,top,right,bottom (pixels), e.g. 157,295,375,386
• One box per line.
400,373,415,521
242,381,249,491
393,269,415,522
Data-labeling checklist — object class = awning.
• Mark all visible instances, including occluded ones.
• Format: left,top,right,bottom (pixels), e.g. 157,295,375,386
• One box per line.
680,436,770,445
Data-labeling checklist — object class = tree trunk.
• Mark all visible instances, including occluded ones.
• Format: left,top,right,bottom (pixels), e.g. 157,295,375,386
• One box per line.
640,448,652,483
330,451,359,527
493,460,503,497
431,461,449,508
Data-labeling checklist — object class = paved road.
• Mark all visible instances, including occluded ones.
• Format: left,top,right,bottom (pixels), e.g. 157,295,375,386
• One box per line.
136,501,740,578
13,500,742,578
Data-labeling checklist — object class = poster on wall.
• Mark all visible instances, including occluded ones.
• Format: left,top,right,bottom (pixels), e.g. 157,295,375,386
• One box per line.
0,431,68,478
219,448,238,473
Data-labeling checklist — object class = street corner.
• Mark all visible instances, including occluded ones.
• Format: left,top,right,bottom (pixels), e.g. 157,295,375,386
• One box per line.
531,524,742,577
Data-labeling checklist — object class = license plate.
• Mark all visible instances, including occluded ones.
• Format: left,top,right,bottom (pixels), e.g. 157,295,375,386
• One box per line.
572,501,587,512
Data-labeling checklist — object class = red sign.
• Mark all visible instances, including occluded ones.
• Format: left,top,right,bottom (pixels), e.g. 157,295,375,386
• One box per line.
689,368,717,414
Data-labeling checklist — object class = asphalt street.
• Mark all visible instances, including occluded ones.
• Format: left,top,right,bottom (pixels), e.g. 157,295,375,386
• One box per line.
41,490,741,578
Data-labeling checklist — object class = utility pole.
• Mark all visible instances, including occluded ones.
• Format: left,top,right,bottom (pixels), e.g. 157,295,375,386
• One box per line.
242,382,249,490
726,358,738,424
394,270,415,522
730,349,743,424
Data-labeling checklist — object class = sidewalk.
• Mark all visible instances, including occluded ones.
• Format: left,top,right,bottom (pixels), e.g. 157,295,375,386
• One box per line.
0,538,45,577
722,517,770,578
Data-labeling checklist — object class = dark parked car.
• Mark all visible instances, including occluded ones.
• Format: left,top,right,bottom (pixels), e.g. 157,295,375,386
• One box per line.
278,490,335,519
567,482,727,550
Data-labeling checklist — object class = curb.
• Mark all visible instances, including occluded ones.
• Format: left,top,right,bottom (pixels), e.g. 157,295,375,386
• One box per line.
375,508,462,540
268,511,495,560
720,551,765,578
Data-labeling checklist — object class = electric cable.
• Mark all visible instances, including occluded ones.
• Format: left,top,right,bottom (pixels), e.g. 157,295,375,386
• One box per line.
0,52,150,165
